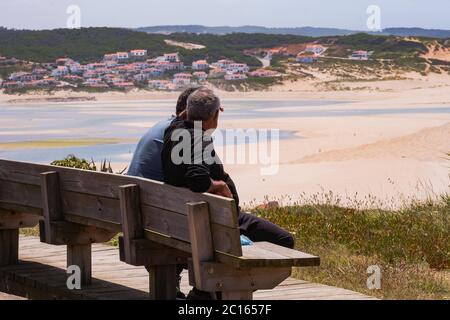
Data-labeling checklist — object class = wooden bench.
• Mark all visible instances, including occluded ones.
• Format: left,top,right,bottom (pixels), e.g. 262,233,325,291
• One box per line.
0,159,319,300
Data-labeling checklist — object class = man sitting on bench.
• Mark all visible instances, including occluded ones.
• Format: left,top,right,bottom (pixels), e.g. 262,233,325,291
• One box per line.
162,88,294,299
127,86,199,299
127,86,200,181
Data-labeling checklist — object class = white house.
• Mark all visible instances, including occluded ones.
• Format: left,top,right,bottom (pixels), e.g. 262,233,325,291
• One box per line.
193,71,208,81
104,53,118,61
192,60,209,70
130,49,148,61
209,68,226,78
116,52,130,62
224,72,247,81
164,53,180,62
212,59,234,69
51,66,69,77
349,50,372,60
142,67,163,77
173,73,192,87
227,63,249,74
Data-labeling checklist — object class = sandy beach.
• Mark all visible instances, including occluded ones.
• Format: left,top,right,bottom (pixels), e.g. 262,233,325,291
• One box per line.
1,73,449,208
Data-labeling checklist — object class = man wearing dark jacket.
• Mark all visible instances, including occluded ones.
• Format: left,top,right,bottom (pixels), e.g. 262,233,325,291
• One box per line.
162,88,294,258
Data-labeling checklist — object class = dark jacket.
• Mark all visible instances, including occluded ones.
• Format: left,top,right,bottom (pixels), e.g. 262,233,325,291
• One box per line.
161,117,240,208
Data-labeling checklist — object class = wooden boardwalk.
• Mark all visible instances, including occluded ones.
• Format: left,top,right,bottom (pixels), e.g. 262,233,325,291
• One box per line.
0,236,377,300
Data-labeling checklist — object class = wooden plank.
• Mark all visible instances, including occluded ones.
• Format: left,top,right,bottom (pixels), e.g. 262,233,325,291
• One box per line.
119,184,142,265
0,210,40,229
254,241,321,262
187,201,216,293
0,229,19,266
214,242,320,268
142,204,242,256
40,172,62,244
0,159,238,228
0,181,42,210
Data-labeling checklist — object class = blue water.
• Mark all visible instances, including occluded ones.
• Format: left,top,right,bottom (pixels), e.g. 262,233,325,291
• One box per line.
1,99,449,164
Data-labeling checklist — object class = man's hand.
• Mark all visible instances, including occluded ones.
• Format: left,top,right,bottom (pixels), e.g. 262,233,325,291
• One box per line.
208,179,233,198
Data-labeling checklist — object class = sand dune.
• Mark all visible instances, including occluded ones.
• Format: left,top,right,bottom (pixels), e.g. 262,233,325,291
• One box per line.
292,122,450,164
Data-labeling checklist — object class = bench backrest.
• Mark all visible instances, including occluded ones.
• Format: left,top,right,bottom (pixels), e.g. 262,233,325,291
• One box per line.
0,159,242,256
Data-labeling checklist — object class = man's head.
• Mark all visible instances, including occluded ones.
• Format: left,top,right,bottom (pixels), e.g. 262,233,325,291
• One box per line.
176,86,201,116
186,88,222,130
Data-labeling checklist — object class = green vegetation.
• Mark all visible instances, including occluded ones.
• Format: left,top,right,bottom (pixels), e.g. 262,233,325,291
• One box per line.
249,193,449,299
50,154,126,174
322,33,428,60
1,28,300,67
0,27,170,63
170,33,312,66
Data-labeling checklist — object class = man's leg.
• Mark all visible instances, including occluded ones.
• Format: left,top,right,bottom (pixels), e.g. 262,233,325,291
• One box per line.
238,212,295,249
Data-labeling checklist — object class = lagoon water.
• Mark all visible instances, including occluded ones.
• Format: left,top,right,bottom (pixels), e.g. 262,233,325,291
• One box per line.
1,99,449,165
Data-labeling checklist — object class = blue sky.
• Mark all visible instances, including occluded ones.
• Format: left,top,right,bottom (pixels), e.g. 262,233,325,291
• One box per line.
0,0,449,30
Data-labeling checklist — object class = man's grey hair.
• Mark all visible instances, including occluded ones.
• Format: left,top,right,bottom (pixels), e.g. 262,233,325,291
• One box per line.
186,88,221,121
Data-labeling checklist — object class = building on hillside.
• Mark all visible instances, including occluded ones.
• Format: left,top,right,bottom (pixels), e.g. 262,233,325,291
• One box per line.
155,60,184,72
51,66,69,77
148,80,173,90
104,60,119,68
296,52,318,64
104,53,118,61
116,52,130,62
173,73,192,87
164,53,180,62
84,78,105,86
193,71,208,81
2,81,24,89
304,44,327,56
349,50,372,60
224,72,247,81
211,59,234,69
114,82,135,89
208,68,226,78
9,72,38,82
227,63,249,74
32,68,48,77
192,60,209,70
130,49,148,61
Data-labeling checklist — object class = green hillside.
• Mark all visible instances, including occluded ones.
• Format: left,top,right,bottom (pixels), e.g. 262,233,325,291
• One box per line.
0,27,446,69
